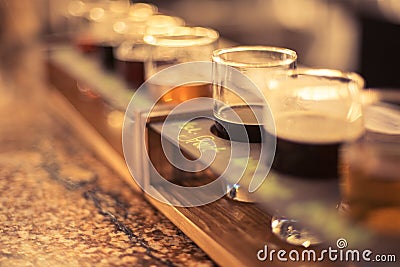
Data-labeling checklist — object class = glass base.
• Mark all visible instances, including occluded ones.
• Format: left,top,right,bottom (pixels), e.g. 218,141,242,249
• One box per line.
271,217,323,247
226,183,256,203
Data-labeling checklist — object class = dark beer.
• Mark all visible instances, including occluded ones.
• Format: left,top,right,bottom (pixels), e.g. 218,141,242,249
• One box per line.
115,59,145,89
273,137,341,178
213,104,263,143
114,43,150,89
96,43,117,70
270,112,362,179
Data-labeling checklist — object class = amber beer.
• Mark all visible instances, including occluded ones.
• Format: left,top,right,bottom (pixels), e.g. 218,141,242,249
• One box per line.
148,82,212,105
270,111,363,179
341,141,400,236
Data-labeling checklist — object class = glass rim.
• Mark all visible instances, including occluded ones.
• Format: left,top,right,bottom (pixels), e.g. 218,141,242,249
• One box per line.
284,68,365,88
145,14,185,28
143,26,219,47
212,46,297,68
129,3,158,14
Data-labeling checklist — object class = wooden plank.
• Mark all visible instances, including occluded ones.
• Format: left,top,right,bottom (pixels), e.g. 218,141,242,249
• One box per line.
46,46,365,267
45,89,277,266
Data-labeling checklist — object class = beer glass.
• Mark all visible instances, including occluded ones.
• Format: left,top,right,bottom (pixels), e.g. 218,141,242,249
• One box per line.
211,46,296,202
212,46,297,143
81,1,158,70
144,26,219,104
341,139,400,238
341,90,400,238
264,68,365,246
114,14,184,88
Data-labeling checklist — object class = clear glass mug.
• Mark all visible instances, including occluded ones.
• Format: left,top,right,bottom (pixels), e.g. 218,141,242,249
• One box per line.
211,46,297,202
212,46,297,143
341,139,400,237
263,68,365,246
114,14,184,88
144,26,219,105
340,89,400,238
79,0,132,69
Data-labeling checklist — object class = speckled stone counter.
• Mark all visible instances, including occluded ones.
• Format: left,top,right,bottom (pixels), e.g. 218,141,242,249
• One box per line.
0,92,215,266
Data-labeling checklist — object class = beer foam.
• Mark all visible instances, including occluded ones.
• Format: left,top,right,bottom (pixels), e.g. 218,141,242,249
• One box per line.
264,76,356,116
272,111,363,143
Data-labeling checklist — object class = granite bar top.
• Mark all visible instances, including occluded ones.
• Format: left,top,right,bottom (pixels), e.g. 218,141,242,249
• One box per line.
0,89,215,266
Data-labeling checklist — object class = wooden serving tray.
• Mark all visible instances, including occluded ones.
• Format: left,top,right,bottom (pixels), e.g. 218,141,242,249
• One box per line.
47,45,397,266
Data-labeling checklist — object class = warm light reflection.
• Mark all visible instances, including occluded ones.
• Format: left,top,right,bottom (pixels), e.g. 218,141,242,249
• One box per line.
295,87,341,101
145,15,185,35
67,0,85,17
271,218,280,229
107,110,124,128
378,0,400,23
113,21,126,34
302,240,311,248
109,0,130,14
346,102,363,123
361,89,380,106
128,3,158,22
143,35,155,44
145,26,219,47
89,7,105,22
76,82,99,99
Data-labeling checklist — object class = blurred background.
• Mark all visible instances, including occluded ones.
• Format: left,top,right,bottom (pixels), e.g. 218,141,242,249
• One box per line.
1,0,400,88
